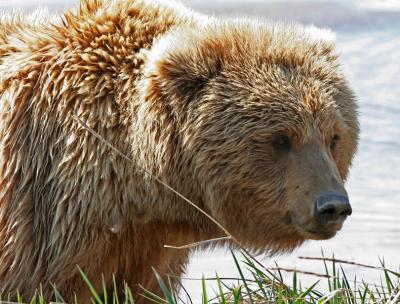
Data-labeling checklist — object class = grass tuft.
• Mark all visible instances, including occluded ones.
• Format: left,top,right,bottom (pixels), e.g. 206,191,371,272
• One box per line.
3,251,398,303
148,251,399,304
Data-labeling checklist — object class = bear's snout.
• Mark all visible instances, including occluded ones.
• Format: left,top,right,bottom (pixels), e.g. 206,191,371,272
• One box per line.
285,141,355,240
314,191,352,225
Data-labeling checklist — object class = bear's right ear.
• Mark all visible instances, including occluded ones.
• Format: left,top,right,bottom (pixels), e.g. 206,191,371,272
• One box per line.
141,29,223,105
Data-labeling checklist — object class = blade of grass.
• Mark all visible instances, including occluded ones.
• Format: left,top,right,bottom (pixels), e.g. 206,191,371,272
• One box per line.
299,280,320,300
124,283,134,304
152,268,176,304
381,259,394,294
51,284,66,304
102,274,108,304
177,278,193,304
340,265,355,304
216,273,228,304
77,266,103,304
321,249,332,292
251,272,269,300
201,275,208,304
112,275,120,304
231,251,255,304
139,285,168,304
167,276,178,304
17,291,22,304
232,286,242,304
292,270,297,300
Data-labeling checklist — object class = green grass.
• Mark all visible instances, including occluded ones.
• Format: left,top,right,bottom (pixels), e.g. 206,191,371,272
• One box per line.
149,250,400,304
2,250,398,304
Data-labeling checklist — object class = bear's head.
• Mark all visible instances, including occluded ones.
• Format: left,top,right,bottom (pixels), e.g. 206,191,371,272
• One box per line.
140,20,359,254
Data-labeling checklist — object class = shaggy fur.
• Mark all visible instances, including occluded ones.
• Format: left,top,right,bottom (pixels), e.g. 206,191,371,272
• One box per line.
0,0,359,301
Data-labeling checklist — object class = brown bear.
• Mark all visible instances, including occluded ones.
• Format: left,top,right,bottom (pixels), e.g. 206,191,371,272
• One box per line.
0,0,359,302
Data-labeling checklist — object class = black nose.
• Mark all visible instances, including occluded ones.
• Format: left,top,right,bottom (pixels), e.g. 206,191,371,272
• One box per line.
314,192,352,224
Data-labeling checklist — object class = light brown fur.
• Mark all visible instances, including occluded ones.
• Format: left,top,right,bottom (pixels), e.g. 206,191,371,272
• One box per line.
0,0,358,302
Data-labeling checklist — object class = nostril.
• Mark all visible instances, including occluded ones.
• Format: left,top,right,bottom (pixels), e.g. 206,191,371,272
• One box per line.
340,208,352,216
318,203,341,221
320,206,336,216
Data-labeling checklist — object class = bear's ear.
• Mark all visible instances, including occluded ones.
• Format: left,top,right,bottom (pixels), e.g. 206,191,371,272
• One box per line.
141,29,223,105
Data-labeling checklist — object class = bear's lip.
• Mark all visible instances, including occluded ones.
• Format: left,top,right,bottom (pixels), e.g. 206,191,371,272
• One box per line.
302,227,338,240
290,214,342,240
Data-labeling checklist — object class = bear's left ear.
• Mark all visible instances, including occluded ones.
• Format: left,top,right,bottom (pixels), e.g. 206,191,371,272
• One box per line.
141,28,223,105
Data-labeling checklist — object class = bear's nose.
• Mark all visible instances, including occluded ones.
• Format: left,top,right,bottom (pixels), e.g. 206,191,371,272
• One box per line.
314,192,352,224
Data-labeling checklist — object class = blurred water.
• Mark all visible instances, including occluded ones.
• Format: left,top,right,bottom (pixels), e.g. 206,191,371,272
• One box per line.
1,0,399,299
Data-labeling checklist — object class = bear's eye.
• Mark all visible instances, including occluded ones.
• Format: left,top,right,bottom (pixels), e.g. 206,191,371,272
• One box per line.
272,135,291,152
330,134,340,151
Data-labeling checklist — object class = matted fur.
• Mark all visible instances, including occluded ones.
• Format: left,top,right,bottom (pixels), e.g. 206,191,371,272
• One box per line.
0,0,359,301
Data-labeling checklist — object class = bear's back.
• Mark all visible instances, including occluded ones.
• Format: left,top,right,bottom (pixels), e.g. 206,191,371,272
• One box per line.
0,2,193,295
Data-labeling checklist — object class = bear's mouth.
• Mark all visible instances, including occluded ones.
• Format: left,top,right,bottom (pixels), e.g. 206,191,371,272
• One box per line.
301,227,338,240
289,214,342,240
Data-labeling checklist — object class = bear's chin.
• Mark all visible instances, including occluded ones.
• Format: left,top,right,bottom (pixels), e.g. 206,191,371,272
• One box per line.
289,217,342,241
236,228,307,256
302,229,338,241
293,223,341,241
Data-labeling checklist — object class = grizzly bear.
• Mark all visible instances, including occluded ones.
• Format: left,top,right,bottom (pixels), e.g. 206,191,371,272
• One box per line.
0,0,359,302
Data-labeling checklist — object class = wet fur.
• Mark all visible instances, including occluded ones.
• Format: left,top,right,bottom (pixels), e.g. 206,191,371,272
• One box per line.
0,0,358,301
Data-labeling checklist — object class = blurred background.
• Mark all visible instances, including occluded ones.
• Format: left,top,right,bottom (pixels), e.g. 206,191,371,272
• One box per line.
1,0,399,299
